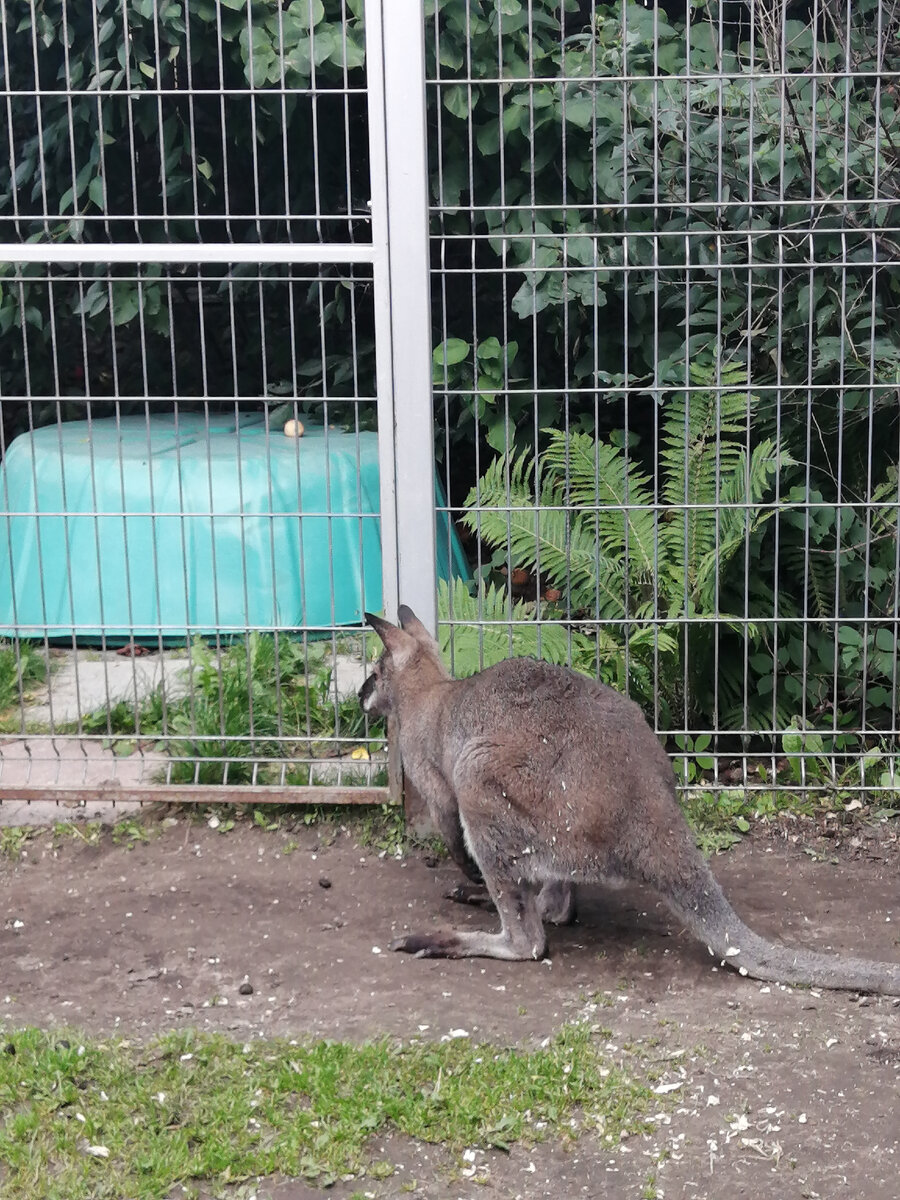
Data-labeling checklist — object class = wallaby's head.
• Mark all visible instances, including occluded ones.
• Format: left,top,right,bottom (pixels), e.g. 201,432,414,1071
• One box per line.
358,605,449,718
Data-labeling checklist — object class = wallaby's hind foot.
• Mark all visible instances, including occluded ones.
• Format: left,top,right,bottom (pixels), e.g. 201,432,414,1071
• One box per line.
391,879,548,961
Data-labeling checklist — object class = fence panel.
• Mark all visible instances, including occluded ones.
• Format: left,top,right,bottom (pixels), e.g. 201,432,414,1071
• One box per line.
0,0,436,809
2,0,898,815
428,0,900,807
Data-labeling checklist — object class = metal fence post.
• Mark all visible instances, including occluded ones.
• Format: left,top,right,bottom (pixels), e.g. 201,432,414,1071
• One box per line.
366,0,438,637
367,0,436,828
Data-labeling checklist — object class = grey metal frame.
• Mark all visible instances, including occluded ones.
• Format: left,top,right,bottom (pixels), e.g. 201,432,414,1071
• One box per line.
1,0,898,812
0,0,435,809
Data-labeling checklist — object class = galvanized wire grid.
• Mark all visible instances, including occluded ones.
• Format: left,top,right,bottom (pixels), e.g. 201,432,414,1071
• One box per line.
0,0,370,245
0,0,390,799
0,264,386,794
429,0,900,797
2,0,899,806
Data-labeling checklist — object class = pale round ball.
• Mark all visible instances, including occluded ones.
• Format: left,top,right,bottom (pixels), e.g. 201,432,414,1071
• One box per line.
283,418,305,438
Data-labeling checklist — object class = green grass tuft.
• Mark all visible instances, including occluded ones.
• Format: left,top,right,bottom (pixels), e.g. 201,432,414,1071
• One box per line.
0,641,47,714
55,634,384,786
0,1026,651,1200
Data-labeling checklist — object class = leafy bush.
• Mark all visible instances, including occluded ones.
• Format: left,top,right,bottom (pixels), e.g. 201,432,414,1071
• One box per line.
429,0,900,425
0,0,373,442
431,0,899,736
462,362,792,724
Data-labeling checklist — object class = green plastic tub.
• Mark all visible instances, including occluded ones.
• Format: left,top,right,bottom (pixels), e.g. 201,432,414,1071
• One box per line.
0,413,467,638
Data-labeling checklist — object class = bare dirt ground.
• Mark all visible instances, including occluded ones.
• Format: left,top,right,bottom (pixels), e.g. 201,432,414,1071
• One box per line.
1,808,899,1200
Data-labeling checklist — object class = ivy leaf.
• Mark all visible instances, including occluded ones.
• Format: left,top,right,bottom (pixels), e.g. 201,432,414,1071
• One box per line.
239,25,277,87
87,175,105,209
564,95,595,129
111,283,140,327
443,84,470,119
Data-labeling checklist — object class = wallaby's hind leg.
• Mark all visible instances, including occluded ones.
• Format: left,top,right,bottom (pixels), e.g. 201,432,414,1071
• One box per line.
538,880,576,925
390,876,547,961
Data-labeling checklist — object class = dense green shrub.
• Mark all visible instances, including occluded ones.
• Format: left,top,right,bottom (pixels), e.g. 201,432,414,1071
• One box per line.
428,0,900,453
0,0,371,430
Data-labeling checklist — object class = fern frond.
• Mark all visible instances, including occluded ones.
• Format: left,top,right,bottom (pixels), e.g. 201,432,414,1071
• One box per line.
539,429,658,578
463,445,627,618
660,388,754,503
690,440,787,609
438,578,592,677
779,544,837,621
659,373,759,582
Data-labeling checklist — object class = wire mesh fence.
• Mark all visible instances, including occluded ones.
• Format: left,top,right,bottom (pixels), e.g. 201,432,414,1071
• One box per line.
429,0,900,804
0,0,371,246
0,0,399,803
1,0,898,811
0,265,395,796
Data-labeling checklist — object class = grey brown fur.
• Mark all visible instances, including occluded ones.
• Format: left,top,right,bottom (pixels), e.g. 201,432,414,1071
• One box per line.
359,606,900,994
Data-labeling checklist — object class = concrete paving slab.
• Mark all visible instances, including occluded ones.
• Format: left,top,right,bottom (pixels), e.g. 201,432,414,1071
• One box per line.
0,796,145,827
0,736,168,789
25,650,190,727
330,652,369,701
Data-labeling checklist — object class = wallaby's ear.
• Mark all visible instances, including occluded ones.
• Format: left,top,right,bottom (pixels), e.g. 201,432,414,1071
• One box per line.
365,611,415,662
397,605,438,647
364,611,394,640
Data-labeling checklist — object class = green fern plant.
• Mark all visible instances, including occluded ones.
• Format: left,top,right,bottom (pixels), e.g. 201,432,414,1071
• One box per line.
437,579,675,713
438,577,585,676
462,363,792,725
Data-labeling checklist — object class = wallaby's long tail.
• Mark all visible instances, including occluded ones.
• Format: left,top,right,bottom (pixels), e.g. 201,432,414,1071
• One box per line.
668,865,900,996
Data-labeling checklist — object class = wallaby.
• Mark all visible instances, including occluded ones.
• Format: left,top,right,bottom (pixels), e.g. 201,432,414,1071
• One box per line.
359,606,900,995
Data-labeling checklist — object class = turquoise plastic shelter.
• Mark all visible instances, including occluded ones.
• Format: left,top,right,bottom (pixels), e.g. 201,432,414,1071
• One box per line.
0,413,467,639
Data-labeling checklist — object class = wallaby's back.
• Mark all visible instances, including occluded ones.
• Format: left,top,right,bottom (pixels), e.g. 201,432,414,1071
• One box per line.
435,656,678,861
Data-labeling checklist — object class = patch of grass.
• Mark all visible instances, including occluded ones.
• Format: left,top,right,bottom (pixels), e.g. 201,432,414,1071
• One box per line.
187,802,442,861
65,634,385,787
0,826,34,861
0,1025,652,1200
110,817,156,848
676,733,900,852
682,787,819,855
75,698,154,737
292,803,447,859
0,641,47,714
50,821,103,848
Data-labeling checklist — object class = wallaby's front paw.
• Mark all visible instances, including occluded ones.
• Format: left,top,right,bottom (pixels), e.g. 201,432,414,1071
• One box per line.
444,882,493,909
460,857,484,886
389,932,461,958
